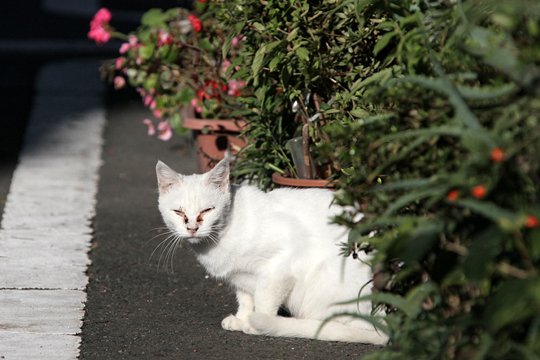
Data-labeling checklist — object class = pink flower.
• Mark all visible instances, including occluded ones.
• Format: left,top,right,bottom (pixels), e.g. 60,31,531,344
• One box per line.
88,8,112,45
143,95,153,107
153,109,163,118
128,35,138,47
227,79,246,97
88,25,111,45
93,8,111,24
191,98,203,113
231,35,245,48
115,57,125,69
113,76,125,89
142,119,156,136
157,30,173,47
150,99,157,110
119,42,130,54
157,121,173,141
221,59,232,76
188,14,202,33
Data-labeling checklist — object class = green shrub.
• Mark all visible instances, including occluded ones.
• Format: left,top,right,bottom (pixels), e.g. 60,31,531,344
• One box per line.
323,1,540,358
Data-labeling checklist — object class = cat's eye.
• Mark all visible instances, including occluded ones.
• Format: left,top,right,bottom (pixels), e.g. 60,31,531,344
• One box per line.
173,209,188,223
196,207,215,223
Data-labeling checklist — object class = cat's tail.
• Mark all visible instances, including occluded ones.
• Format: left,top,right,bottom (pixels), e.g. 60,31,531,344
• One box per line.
248,313,387,344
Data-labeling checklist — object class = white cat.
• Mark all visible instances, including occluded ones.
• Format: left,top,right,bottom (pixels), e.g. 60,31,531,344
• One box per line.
156,158,387,344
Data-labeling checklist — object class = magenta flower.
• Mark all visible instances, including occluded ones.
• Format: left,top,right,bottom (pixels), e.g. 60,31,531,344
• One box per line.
119,43,130,54
143,95,153,107
88,8,112,45
191,98,203,113
153,109,163,118
93,8,111,24
142,119,156,136
221,59,232,76
128,35,138,47
227,79,246,97
115,57,125,69
113,76,126,89
231,35,245,48
88,25,111,45
157,121,173,141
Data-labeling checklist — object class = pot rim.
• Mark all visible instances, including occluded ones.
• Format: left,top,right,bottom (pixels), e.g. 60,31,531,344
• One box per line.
271,172,335,188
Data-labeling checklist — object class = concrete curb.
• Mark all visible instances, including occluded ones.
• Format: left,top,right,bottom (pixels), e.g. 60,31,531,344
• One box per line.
0,59,106,359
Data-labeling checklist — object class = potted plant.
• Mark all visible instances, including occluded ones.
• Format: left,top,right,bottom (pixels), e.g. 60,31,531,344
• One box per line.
89,2,248,172
216,0,384,189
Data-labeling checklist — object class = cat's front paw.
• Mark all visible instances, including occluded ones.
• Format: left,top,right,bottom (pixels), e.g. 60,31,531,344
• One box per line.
221,314,244,332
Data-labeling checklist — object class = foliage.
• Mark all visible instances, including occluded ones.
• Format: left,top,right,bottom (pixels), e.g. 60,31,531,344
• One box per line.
218,0,392,187
95,2,246,139
321,0,540,358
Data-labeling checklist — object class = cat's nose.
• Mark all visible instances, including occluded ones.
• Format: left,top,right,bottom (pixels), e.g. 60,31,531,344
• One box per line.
187,226,198,235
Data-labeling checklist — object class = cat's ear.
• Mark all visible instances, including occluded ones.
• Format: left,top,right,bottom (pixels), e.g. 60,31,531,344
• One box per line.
206,157,230,191
156,160,182,194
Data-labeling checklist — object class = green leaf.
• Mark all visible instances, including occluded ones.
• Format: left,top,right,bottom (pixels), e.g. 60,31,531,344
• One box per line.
457,83,518,101
484,279,540,332
268,55,282,72
139,45,154,60
374,178,436,192
454,199,519,231
287,28,299,42
251,45,267,82
252,22,266,32
463,226,502,281
141,8,167,27
398,75,485,131
345,66,396,102
349,108,370,118
295,47,310,62
221,34,233,59
383,185,447,217
373,31,396,56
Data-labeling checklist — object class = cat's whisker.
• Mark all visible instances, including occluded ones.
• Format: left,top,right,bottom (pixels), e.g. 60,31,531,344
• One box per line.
145,230,175,247
158,238,174,271
148,225,171,232
155,233,181,270
166,236,183,273
149,232,177,261
170,237,183,274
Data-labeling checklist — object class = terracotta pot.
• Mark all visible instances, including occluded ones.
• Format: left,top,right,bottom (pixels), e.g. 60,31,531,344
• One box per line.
182,107,247,173
271,172,335,189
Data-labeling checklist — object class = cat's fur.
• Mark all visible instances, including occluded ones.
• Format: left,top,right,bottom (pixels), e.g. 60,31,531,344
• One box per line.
156,158,386,344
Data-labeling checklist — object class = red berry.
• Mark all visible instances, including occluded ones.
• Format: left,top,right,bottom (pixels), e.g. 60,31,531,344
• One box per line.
525,215,539,228
490,147,505,163
447,190,459,202
471,185,487,199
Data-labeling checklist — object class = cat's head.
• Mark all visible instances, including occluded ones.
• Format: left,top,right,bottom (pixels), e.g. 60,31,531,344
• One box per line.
156,158,231,243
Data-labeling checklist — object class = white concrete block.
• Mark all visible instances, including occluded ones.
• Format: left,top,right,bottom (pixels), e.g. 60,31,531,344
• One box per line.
0,333,80,360
0,290,85,333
